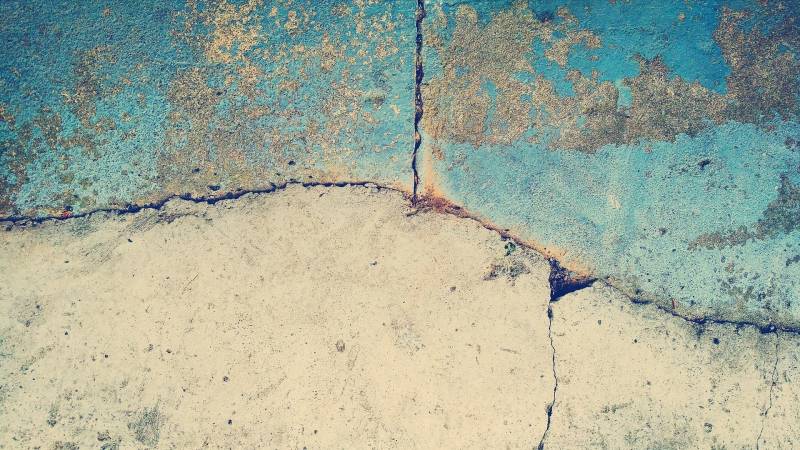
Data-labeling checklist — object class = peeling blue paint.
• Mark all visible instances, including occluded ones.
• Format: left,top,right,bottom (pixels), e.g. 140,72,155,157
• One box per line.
1,0,416,217
3,0,799,328
420,0,800,325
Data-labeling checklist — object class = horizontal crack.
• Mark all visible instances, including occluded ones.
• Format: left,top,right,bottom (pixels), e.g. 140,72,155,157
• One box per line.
1,180,406,225
614,285,800,335
407,194,800,336
4,184,799,336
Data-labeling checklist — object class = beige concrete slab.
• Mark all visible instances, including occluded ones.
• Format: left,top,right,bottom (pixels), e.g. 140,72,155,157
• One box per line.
0,185,553,449
547,284,799,450
2,185,800,449
761,334,800,449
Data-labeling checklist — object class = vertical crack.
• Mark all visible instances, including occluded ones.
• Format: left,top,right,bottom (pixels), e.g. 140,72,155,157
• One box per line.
538,303,558,450
756,333,780,450
539,258,592,449
412,0,426,205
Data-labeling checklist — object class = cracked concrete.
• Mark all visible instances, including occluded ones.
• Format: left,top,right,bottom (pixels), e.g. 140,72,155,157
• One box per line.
418,0,800,329
537,302,558,450
757,340,780,450
546,283,800,449
0,185,554,448
412,0,426,204
3,1,800,446
2,185,799,448
3,0,800,330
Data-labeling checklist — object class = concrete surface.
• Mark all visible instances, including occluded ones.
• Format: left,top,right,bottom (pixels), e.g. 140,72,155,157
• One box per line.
548,284,800,449
0,185,554,448
2,185,799,448
3,0,799,328
0,0,415,218
419,0,800,327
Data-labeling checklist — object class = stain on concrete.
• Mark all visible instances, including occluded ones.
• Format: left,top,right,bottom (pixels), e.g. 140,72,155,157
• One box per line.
128,405,163,447
692,173,800,249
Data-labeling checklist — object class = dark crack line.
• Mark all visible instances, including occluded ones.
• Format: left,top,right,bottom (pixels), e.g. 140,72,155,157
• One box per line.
548,258,596,301
413,195,800,335
411,0,426,205
5,178,800,336
538,303,558,450
613,282,800,335
756,335,780,450
0,180,404,225
3,0,796,337
538,260,585,449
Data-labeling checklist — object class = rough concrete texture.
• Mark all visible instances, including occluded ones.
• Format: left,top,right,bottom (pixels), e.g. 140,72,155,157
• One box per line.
549,284,800,449
3,1,800,447
0,185,554,448
2,186,799,448
0,0,415,217
3,0,799,329
419,0,800,327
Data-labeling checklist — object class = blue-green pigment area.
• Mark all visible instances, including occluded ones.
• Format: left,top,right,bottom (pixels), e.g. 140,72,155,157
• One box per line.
421,0,800,327
0,0,415,218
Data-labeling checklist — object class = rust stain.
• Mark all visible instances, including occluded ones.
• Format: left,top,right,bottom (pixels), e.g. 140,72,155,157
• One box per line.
410,191,595,278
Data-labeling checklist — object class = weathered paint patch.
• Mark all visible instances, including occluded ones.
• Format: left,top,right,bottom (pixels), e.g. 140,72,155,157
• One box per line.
0,0,415,218
3,0,799,328
420,0,800,326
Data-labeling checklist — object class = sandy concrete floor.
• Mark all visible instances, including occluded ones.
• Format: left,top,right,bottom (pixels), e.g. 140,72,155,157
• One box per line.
549,285,800,449
1,185,798,449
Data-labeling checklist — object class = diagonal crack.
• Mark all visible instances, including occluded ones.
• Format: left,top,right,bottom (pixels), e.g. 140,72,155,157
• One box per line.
756,334,780,450
3,0,800,337
411,0,426,205
614,284,800,335
5,179,800,337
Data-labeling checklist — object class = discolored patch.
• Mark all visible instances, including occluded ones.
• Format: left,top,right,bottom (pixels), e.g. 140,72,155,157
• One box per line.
62,46,119,131
422,2,597,148
691,174,800,250
0,104,14,128
422,1,800,154
715,7,800,123
128,405,163,447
